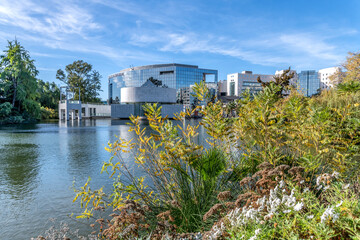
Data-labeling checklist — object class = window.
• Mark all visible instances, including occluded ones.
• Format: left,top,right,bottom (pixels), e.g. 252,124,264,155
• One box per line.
160,70,174,75
230,82,235,96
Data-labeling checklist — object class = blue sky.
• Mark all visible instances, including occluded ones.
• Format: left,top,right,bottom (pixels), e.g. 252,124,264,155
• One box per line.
0,0,359,100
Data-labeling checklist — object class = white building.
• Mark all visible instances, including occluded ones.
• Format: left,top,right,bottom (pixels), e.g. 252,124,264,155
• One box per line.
227,71,274,96
59,101,111,121
318,67,340,90
111,79,183,119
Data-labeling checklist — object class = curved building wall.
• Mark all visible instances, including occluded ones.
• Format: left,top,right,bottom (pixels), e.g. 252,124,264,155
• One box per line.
121,87,176,103
108,63,218,103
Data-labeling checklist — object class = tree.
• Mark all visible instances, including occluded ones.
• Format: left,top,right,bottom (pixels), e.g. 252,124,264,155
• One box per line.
36,79,60,110
330,52,360,85
257,67,295,97
56,60,102,103
0,40,40,118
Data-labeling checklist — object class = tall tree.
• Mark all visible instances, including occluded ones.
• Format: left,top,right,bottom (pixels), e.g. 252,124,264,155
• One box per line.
36,79,60,110
0,40,40,118
56,60,102,103
257,67,295,97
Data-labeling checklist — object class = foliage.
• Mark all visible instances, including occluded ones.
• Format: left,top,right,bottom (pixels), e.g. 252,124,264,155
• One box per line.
73,59,360,239
0,39,40,119
257,67,295,97
205,165,360,239
36,79,60,110
56,60,102,103
40,106,57,119
0,102,12,118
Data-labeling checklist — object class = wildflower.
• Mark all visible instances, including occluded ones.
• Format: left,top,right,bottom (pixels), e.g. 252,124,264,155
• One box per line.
343,183,350,190
336,201,343,208
303,187,309,193
217,191,231,201
321,207,338,223
249,229,261,240
307,215,314,219
331,171,339,178
293,202,304,211
300,180,305,184
279,180,285,188
283,210,291,213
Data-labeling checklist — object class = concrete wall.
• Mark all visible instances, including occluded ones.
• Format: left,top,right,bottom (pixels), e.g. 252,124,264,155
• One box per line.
111,104,135,119
121,87,177,103
111,104,183,119
161,105,183,118
82,104,111,117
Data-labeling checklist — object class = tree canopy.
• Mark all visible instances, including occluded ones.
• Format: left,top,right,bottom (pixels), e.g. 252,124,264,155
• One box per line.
56,60,102,103
0,40,40,119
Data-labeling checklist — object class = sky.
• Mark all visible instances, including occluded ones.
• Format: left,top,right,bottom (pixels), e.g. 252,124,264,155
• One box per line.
0,0,359,100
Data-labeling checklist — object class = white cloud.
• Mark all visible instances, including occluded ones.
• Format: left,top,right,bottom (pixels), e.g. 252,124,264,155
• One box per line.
0,0,100,40
129,30,347,70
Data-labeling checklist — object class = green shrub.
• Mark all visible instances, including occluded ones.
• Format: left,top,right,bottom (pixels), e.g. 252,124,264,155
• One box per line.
0,102,12,118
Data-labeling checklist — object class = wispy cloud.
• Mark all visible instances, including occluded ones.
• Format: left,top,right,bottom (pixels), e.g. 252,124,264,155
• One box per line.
0,0,100,40
129,30,347,69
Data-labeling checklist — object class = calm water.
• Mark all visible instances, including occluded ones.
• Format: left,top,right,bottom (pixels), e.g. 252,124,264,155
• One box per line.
0,119,151,239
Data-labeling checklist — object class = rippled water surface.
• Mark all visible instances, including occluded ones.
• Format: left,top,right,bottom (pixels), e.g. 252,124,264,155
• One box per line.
0,119,147,239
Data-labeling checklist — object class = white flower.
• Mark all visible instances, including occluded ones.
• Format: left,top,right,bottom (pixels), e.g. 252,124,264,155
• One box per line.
283,210,291,213
343,184,350,190
317,185,323,191
321,207,337,223
331,171,339,178
249,229,261,240
323,185,330,191
303,187,309,193
279,180,285,188
307,215,314,219
300,180,305,184
336,201,343,208
316,176,322,186
294,202,304,211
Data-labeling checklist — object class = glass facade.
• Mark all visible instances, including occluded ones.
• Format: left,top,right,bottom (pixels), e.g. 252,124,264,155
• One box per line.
298,70,320,97
108,64,218,104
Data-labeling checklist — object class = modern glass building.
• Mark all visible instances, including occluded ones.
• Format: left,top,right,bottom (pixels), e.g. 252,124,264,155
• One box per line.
298,70,320,97
108,63,218,104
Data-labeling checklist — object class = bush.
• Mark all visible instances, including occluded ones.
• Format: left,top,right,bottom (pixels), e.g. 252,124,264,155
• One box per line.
0,102,12,118
73,80,360,239
40,106,57,119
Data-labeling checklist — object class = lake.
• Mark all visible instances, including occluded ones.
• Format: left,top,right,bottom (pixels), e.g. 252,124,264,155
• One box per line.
0,119,205,239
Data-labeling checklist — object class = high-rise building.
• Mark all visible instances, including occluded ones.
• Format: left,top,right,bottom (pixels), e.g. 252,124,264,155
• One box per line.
298,70,320,97
227,71,273,96
108,63,218,104
318,67,340,90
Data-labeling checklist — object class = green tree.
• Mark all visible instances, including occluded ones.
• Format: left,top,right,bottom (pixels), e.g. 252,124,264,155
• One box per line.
0,40,40,119
56,60,102,103
36,79,60,110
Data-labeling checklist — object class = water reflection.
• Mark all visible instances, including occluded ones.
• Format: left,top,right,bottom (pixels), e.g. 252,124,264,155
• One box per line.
0,141,39,200
0,119,207,239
